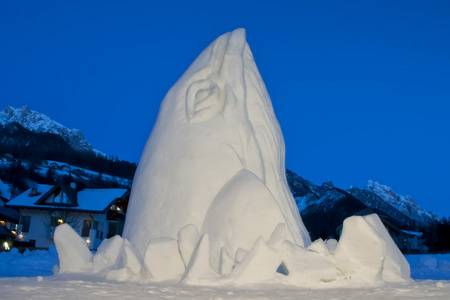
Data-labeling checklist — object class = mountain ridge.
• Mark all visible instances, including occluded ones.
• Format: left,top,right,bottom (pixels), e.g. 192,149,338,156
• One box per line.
287,169,438,240
0,105,94,153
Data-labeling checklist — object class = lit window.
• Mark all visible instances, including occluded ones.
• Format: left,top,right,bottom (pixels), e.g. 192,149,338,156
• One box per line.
51,217,65,226
81,220,92,237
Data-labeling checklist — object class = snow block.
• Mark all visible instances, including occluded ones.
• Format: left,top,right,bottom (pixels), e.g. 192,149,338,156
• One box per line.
230,237,282,284
235,247,248,264
54,223,93,273
363,214,411,282
325,239,338,255
121,240,142,275
104,240,142,282
219,247,234,276
202,170,297,271
307,238,331,257
181,234,220,285
267,223,286,250
93,235,124,273
334,216,386,282
143,237,185,282
177,224,200,268
283,241,336,285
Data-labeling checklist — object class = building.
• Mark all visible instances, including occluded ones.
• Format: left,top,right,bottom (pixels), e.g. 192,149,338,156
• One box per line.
6,183,130,250
0,196,20,250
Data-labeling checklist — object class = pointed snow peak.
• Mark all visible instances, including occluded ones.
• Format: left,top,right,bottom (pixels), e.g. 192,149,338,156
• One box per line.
322,180,334,189
364,180,397,199
20,105,31,114
362,179,438,225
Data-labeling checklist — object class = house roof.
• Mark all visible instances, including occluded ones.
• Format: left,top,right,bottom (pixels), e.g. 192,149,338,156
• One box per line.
401,230,423,237
0,195,10,204
0,205,20,223
0,225,14,238
6,184,129,213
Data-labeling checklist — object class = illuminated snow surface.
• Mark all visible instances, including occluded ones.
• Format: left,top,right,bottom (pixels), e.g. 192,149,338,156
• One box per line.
1,249,450,299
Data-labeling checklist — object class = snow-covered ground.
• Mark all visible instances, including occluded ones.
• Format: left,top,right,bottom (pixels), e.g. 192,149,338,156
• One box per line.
1,248,449,299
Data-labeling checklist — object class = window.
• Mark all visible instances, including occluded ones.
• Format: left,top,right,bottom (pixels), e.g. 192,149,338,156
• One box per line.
81,220,92,237
107,222,117,239
50,217,64,226
20,216,31,233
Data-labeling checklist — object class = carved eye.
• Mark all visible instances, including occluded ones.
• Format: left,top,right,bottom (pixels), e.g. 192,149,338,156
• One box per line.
186,79,224,123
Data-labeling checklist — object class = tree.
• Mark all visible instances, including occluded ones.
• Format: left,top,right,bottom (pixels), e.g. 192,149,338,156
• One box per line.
43,211,80,238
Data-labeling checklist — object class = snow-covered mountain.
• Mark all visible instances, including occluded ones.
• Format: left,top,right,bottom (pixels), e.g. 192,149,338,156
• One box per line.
349,180,439,226
0,105,93,152
287,170,438,240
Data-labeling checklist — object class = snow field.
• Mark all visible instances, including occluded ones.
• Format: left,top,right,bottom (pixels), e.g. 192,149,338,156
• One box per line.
1,232,450,299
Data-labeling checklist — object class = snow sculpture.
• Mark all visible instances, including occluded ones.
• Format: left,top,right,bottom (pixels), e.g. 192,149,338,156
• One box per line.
122,28,311,267
54,29,412,287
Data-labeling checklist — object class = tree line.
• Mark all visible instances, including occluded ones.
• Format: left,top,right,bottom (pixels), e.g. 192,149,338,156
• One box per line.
423,217,450,253
0,122,136,179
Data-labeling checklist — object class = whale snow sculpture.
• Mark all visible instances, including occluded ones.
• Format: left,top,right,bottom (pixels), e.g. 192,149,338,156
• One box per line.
54,29,411,286
122,28,311,269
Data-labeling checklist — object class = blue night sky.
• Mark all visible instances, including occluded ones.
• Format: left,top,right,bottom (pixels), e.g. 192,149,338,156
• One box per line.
1,1,449,216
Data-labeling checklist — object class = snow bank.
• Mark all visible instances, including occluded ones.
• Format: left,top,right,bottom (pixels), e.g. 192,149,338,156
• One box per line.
406,254,450,280
0,246,59,277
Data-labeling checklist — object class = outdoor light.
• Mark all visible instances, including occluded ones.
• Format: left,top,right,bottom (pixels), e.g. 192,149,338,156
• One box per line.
3,241,10,251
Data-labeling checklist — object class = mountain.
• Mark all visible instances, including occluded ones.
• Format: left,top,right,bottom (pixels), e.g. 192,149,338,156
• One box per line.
0,105,93,152
0,122,78,162
286,169,437,240
0,105,137,183
348,180,439,226
287,170,368,240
